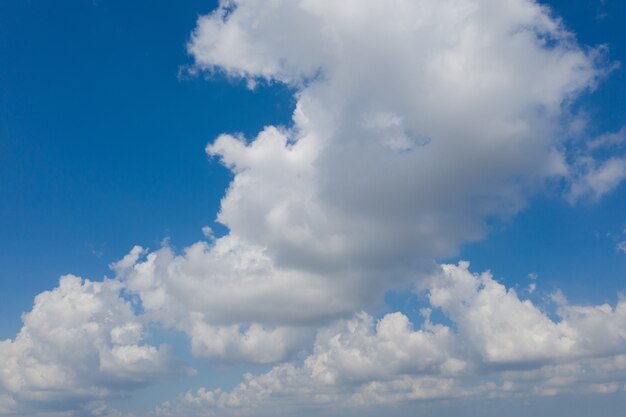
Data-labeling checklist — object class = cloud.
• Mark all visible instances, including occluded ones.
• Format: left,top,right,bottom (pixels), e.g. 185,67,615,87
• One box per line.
116,238,350,364
151,263,626,416
305,310,466,385
427,262,576,364
0,275,189,415
566,124,626,201
112,0,607,367
3,0,624,415
567,156,626,201
428,262,626,364
191,0,602,273
587,126,626,151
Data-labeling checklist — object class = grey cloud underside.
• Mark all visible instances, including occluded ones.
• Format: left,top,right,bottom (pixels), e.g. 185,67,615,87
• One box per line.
3,0,626,415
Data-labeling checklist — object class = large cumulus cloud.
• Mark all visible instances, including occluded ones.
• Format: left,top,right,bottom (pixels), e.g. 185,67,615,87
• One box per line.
192,0,602,270
115,0,608,366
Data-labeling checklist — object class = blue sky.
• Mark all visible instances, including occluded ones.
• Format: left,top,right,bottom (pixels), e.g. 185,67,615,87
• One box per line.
1,1,626,416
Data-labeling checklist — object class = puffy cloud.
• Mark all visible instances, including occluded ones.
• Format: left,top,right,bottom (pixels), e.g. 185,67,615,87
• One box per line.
304,311,467,385
116,238,358,364
150,262,626,416
427,262,577,364
0,275,189,415
113,0,609,367
428,262,626,365
186,319,311,364
151,310,467,417
191,0,602,273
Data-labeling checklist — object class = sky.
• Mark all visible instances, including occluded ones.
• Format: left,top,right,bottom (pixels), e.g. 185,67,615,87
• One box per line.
1,0,626,416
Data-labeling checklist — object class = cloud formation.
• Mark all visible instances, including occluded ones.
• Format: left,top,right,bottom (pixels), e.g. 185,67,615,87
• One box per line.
0,275,189,415
191,0,601,269
116,0,609,367
152,263,626,417
2,0,625,415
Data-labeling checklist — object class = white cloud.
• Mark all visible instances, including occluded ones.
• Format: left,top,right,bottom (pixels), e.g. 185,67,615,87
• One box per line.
429,263,626,364
151,309,468,417
0,275,189,415
304,311,467,385
191,0,602,274
151,262,626,416
426,262,578,364
567,156,626,201
114,0,607,367
116,238,359,364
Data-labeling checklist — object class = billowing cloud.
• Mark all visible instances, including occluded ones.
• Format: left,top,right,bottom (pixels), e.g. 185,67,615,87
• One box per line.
197,0,603,271
152,263,626,417
0,275,189,415
191,0,602,272
567,156,626,201
115,0,608,366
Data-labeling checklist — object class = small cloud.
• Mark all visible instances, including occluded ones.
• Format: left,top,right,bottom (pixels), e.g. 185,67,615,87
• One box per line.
527,273,538,293
567,157,626,203
617,241,626,254
86,243,105,258
550,289,568,306
246,78,257,90
202,226,216,240
109,246,146,275
587,126,626,151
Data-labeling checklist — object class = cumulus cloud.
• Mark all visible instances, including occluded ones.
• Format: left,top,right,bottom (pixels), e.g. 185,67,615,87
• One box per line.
587,126,626,151
152,263,626,416
305,311,467,385
565,124,626,201
115,239,349,363
0,275,189,415
191,0,602,271
428,263,626,364
427,262,576,364
111,0,609,367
